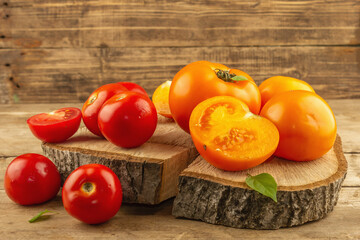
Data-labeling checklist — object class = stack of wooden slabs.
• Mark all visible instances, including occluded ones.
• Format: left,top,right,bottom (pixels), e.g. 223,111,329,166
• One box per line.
172,135,347,229
42,116,198,205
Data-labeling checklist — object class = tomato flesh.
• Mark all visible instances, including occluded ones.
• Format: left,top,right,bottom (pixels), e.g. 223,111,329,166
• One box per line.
190,96,279,171
62,164,122,224
4,153,61,205
27,107,81,143
152,81,172,118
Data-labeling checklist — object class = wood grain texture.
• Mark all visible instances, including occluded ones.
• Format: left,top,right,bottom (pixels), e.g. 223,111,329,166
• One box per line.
172,136,347,229
0,188,358,240
41,117,197,204
0,46,359,103
0,101,359,238
0,99,358,156
0,0,359,48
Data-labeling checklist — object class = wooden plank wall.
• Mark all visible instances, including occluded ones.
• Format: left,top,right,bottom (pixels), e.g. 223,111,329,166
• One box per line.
0,0,359,104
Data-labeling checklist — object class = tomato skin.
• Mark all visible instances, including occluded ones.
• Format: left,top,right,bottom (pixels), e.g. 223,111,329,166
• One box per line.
27,107,82,143
4,153,61,205
169,61,260,133
260,90,336,161
82,83,128,137
118,82,148,97
259,76,315,108
98,92,158,148
62,164,122,224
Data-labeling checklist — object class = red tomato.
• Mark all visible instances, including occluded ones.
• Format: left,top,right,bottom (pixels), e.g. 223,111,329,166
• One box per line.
169,61,261,133
62,164,122,224
4,153,61,205
118,82,148,96
98,92,157,148
260,90,337,161
82,83,128,137
27,107,81,143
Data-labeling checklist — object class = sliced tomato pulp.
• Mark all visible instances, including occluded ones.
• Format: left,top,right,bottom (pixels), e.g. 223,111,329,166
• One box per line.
190,96,279,171
27,107,82,143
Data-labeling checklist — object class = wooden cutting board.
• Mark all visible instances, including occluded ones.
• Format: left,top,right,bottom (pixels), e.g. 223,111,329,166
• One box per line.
172,135,347,229
42,116,198,205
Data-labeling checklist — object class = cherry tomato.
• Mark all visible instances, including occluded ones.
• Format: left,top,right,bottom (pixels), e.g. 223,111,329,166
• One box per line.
82,83,128,137
62,164,122,224
260,90,336,161
169,61,260,133
259,76,315,108
98,91,157,148
4,153,61,205
118,82,148,96
190,96,279,171
27,107,81,143
152,80,172,118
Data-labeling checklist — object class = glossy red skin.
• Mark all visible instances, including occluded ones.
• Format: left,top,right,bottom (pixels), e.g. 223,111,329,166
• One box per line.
118,82,148,97
62,164,122,224
98,92,158,148
82,83,128,137
4,153,61,205
27,107,82,143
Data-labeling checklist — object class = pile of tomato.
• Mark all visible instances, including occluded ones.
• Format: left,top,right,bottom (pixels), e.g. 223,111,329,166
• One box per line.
167,61,336,171
6,82,157,224
4,60,336,224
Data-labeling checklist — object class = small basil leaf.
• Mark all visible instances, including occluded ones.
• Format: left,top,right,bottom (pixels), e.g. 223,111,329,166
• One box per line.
245,173,278,202
28,209,55,223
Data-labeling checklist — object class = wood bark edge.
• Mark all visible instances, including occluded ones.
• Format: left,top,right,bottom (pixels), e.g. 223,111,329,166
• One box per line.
172,136,347,229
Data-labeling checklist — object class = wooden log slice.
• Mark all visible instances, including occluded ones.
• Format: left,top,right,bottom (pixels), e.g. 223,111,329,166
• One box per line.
172,135,347,229
42,116,198,205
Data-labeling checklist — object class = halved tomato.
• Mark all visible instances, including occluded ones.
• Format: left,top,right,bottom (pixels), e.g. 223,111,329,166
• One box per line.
152,81,172,118
27,107,82,143
190,96,279,171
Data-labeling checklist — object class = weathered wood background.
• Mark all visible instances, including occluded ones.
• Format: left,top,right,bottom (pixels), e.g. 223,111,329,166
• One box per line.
0,0,359,104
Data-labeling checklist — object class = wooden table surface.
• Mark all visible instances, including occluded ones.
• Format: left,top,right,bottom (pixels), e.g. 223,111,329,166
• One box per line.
0,100,359,239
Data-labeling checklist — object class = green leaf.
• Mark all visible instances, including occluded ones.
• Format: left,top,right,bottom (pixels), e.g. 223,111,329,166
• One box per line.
245,173,278,202
230,75,248,81
28,209,56,223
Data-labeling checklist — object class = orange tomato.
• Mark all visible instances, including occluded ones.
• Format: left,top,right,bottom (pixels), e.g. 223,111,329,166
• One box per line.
152,81,172,118
259,76,315,108
190,96,279,171
169,61,260,133
260,90,336,161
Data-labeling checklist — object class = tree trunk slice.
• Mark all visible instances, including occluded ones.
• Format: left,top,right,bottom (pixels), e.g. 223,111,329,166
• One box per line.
172,135,347,229
42,116,198,205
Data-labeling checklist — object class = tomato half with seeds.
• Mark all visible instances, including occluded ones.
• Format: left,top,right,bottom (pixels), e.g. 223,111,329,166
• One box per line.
62,164,122,224
190,96,279,171
169,61,260,133
260,90,336,161
27,107,81,143
259,76,315,108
